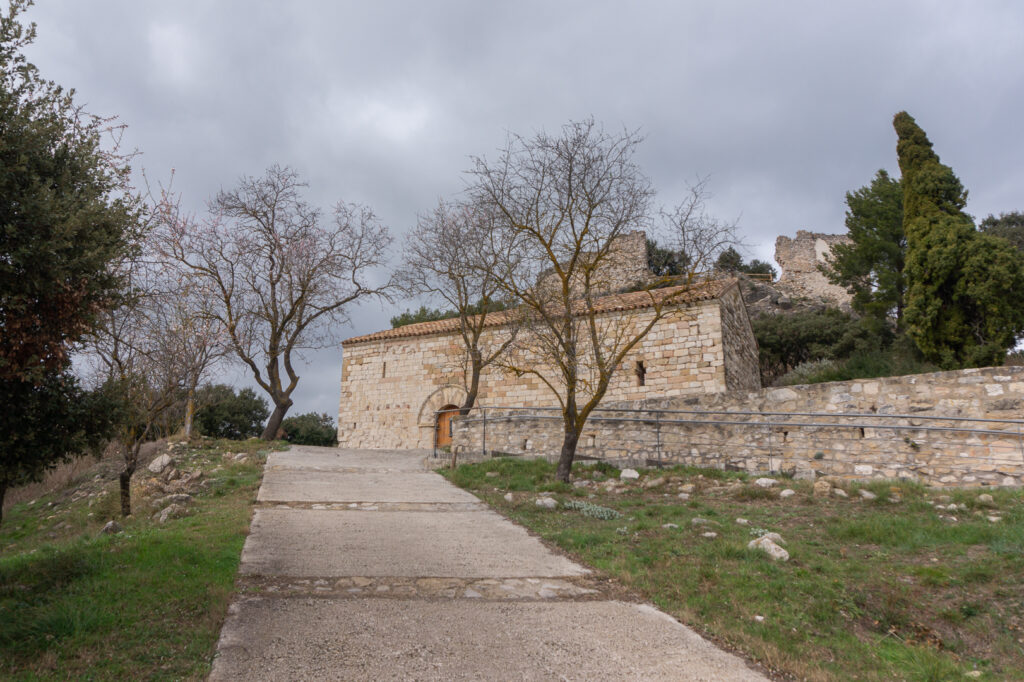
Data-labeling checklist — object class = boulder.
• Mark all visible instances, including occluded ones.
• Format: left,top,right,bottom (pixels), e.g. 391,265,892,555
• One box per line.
678,483,696,494
619,469,640,480
812,480,832,497
99,520,122,535
503,493,514,503
154,503,188,524
779,489,795,499
155,493,193,508
858,489,877,500
147,454,174,474
833,488,849,499
748,535,789,561
642,477,665,490
793,470,817,482
977,493,996,508
754,478,779,488
535,497,558,510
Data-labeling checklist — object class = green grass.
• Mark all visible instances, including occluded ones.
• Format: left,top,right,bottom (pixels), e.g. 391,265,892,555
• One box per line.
0,438,279,680
443,458,1024,681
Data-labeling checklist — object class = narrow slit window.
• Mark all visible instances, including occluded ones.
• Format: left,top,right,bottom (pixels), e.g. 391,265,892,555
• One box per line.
382,361,387,378
635,360,646,387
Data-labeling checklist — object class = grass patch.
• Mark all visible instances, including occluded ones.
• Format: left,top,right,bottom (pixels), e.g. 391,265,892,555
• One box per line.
443,458,1024,680
0,438,278,680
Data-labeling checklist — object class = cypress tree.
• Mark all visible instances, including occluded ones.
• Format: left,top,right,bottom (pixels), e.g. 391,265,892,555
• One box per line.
896,111,1024,368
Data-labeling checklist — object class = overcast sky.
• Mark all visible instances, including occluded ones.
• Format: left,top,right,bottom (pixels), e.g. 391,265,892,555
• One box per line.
23,1,1024,418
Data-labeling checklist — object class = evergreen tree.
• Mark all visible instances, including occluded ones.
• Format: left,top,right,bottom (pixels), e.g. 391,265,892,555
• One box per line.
896,112,1024,368
281,412,337,447
715,246,777,278
193,384,270,440
826,169,905,328
714,246,743,272
979,211,1024,251
0,1,139,524
646,238,688,277
0,1,140,382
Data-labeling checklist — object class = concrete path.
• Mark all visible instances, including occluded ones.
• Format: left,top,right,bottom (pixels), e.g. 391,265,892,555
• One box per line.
209,446,767,681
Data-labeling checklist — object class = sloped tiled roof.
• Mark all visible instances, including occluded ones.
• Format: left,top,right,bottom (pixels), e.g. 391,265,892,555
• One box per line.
342,278,736,346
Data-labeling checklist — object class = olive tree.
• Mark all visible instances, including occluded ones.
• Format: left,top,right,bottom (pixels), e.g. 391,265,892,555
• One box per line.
159,165,391,438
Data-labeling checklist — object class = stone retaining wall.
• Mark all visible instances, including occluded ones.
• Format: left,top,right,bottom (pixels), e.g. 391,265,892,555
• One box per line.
451,366,1024,487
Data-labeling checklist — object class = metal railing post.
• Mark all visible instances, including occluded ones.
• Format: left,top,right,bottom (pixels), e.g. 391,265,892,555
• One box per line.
482,407,487,458
656,410,662,468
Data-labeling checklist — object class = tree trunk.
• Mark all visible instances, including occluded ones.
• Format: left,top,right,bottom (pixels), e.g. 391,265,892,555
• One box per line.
556,426,581,483
460,360,481,415
119,467,133,517
261,400,292,440
183,390,195,438
0,480,7,528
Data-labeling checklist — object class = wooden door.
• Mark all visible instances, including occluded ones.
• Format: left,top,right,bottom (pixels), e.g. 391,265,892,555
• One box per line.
435,405,459,448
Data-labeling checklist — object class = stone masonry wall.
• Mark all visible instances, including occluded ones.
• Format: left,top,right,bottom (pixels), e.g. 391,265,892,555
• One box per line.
338,284,760,449
536,231,650,297
774,230,852,306
719,285,760,391
452,366,1024,487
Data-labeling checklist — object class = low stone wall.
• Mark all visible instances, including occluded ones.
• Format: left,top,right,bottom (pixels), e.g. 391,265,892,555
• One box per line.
451,366,1024,487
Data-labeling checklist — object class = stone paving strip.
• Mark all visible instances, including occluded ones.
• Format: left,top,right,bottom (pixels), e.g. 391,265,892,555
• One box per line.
261,500,486,512
210,446,768,681
236,575,607,601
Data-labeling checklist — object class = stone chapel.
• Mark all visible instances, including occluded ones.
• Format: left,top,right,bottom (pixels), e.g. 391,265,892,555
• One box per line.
337,232,762,449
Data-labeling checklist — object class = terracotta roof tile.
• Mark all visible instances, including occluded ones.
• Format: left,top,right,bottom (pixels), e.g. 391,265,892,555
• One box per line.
342,278,736,346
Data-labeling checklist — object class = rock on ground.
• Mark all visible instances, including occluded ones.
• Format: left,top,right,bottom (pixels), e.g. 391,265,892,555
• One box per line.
619,469,640,480
154,503,189,524
535,497,558,509
748,536,789,561
148,454,174,474
753,478,778,488
813,480,832,497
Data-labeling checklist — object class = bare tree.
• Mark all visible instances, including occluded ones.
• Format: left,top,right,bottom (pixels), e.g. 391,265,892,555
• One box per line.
397,199,518,414
91,267,188,517
163,279,227,438
471,119,736,482
665,176,739,285
159,165,391,439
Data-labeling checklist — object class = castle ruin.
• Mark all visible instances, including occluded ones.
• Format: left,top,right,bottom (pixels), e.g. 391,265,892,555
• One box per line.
773,230,852,306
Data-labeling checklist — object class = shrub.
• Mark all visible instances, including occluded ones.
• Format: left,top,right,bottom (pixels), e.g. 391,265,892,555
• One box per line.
563,499,623,520
193,385,269,440
281,412,337,446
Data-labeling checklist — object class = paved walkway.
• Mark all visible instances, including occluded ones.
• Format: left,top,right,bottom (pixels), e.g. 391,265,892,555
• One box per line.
209,446,767,681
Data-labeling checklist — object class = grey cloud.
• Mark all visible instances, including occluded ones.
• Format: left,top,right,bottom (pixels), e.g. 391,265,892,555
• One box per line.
23,0,1024,416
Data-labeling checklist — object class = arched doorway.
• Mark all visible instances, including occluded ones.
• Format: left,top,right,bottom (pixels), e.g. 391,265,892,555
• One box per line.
435,404,460,448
